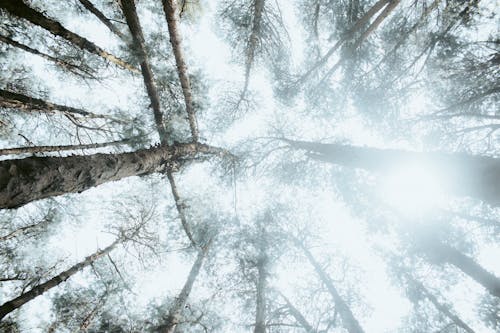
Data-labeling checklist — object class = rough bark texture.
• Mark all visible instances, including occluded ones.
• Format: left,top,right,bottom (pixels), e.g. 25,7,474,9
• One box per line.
0,238,120,320
0,138,132,156
431,242,500,298
240,0,265,103
0,89,111,119
0,35,91,76
302,246,365,333
280,292,315,332
288,139,500,207
159,248,208,333
0,0,138,72
77,0,125,39
409,277,475,333
0,142,226,209
121,0,168,142
161,0,199,141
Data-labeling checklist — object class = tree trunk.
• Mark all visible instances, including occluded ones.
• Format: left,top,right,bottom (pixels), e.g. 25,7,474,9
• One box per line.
0,89,117,120
77,0,125,39
0,138,133,156
239,0,265,103
351,0,400,50
0,35,94,77
408,277,475,333
0,142,226,209
287,139,500,207
301,0,390,83
0,238,120,320
121,0,168,142
159,247,208,333
0,0,138,73
254,250,267,333
279,292,315,332
301,246,365,333
429,242,500,298
161,0,199,141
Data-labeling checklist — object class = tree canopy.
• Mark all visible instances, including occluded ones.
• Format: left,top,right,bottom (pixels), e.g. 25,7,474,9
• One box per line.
0,0,499,332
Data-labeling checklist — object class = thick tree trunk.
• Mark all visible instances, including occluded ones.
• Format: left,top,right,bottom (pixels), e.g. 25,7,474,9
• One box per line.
121,0,168,142
0,138,133,156
159,247,208,333
0,89,116,120
0,0,138,73
0,142,226,209
287,139,500,207
279,292,315,332
0,238,120,320
301,246,365,333
161,0,199,141
239,0,265,103
429,242,500,298
77,0,125,39
0,35,93,77
409,277,475,333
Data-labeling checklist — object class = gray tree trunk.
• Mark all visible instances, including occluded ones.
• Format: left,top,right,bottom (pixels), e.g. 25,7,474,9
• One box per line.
0,142,225,208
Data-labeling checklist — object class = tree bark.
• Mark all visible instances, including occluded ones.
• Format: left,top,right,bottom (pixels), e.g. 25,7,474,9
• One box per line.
0,138,133,156
77,0,125,39
0,142,227,209
408,277,475,333
287,139,500,207
0,237,120,320
239,0,265,103
428,242,500,298
0,89,116,120
161,0,199,142
301,246,365,333
159,247,208,333
0,0,138,73
121,0,168,142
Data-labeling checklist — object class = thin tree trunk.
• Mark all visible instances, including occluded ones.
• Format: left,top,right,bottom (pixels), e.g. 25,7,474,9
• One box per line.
301,246,365,333
0,0,138,73
77,0,125,39
279,292,315,332
161,0,199,142
0,35,94,77
408,277,475,333
166,171,196,247
0,142,228,209
121,0,168,142
239,0,265,104
286,139,500,207
0,237,121,320
253,231,269,333
159,247,208,333
0,89,119,121
429,242,500,298
351,0,400,50
0,138,133,156
300,0,390,83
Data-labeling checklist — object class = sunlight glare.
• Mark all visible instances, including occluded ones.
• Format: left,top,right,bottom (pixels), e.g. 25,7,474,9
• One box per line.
380,162,445,215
